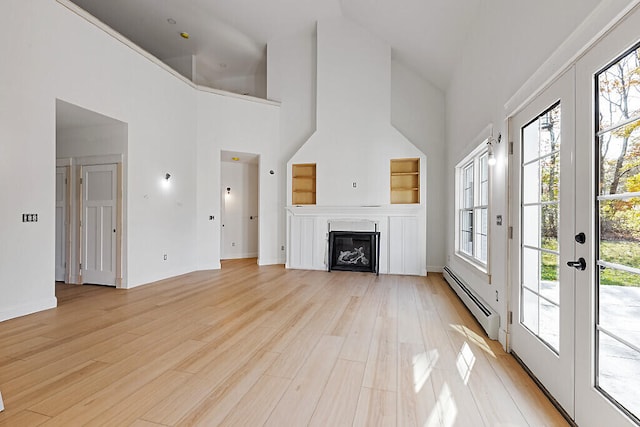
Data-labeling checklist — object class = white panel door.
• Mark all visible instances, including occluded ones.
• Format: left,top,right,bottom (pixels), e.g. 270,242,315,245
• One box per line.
55,167,67,282
82,164,117,286
509,69,576,416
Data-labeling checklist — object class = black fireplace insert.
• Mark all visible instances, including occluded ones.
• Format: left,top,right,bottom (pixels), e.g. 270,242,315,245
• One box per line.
328,231,380,275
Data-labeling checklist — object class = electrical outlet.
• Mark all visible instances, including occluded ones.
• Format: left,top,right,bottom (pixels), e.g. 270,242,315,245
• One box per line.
209,215,215,220
232,242,236,247
352,182,357,188
281,245,285,251
163,254,167,261
496,290,499,302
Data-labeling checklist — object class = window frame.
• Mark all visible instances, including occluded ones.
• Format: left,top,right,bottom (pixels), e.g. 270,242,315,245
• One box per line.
455,138,491,272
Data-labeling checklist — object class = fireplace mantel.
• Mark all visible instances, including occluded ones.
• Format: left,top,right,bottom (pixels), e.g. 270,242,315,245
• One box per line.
285,204,426,276
286,204,423,216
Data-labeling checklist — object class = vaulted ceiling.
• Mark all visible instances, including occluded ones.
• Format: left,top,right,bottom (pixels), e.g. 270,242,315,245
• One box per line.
68,0,483,92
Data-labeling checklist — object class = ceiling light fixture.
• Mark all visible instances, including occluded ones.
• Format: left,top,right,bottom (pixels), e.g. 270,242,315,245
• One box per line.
180,32,190,39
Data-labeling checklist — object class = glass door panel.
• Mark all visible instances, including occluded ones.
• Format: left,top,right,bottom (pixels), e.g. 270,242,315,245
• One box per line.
521,102,562,352
595,43,640,423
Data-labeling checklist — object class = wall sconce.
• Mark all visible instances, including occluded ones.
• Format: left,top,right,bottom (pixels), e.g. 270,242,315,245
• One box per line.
226,187,231,195
487,133,501,166
165,173,171,181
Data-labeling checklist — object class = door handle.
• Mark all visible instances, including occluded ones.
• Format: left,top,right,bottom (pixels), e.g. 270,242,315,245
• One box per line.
567,258,586,270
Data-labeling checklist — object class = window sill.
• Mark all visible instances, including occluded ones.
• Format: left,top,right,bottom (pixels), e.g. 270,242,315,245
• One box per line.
454,252,489,278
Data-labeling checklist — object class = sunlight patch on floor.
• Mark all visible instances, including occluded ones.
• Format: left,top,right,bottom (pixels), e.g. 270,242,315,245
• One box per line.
451,324,496,357
424,383,457,427
413,349,439,393
456,342,476,384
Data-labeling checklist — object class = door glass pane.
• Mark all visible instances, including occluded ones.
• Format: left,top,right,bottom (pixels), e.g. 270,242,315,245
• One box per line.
597,332,640,418
596,44,640,421
521,102,561,353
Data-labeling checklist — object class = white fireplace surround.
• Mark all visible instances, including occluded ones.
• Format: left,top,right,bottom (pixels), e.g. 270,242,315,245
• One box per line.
286,205,426,276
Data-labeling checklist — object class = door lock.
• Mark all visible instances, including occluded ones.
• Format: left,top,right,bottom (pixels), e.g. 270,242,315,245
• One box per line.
567,257,586,270
575,232,586,244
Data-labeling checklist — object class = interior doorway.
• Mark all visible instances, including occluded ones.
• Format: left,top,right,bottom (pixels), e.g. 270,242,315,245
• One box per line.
55,100,127,287
220,151,259,261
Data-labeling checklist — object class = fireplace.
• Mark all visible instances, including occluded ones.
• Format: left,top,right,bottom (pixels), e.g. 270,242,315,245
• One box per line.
328,231,380,275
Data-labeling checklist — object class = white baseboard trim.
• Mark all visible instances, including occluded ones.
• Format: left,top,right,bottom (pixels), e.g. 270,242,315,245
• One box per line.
258,258,286,266
0,297,58,323
427,265,444,273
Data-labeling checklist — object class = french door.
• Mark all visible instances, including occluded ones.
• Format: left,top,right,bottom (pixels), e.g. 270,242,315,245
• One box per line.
510,6,640,426
510,69,576,417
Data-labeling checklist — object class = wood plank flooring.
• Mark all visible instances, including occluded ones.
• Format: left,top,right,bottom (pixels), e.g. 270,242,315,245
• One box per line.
0,259,568,426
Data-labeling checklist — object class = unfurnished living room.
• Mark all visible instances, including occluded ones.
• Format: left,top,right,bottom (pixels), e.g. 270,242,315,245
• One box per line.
1,0,639,426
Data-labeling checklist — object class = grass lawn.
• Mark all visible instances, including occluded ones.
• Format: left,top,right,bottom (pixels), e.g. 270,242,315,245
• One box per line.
540,239,639,287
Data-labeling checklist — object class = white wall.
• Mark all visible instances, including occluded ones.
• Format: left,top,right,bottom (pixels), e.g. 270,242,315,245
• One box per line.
212,73,267,99
0,0,280,322
285,17,427,207
444,0,622,346
221,161,259,259
196,92,281,268
390,60,446,271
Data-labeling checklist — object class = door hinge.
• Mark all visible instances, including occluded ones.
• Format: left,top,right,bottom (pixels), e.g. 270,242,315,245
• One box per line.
80,177,83,185
65,178,68,185
509,141,514,155
79,263,82,270
508,226,513,239
508,311,513,324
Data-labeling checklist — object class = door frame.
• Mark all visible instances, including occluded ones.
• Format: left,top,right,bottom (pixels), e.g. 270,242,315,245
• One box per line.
220,150,260,262
55,160,72,283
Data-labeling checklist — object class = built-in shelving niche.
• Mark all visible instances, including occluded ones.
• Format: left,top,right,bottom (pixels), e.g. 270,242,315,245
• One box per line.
292,163,316,205
390,158,419,204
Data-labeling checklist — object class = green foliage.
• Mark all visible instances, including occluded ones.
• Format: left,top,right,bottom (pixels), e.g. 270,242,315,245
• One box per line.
600,240,640,287
539,239,639,287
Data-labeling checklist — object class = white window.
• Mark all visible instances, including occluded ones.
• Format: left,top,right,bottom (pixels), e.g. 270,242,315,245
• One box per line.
456,143,489,268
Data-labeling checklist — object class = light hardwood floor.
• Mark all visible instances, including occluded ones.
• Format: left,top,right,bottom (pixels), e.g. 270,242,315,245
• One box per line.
0,259,568,426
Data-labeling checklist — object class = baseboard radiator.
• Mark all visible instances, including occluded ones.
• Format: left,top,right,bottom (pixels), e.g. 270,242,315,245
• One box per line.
443,266,499,340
